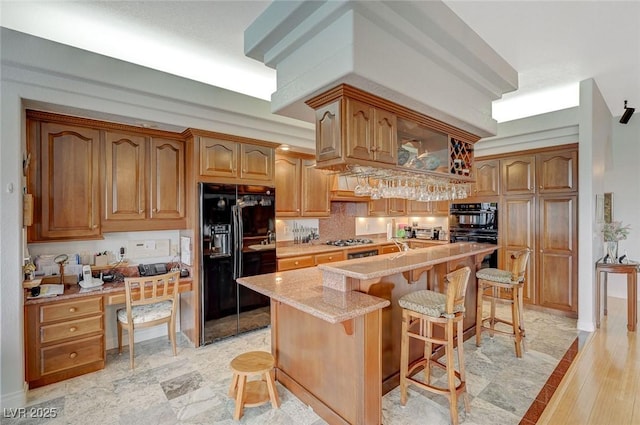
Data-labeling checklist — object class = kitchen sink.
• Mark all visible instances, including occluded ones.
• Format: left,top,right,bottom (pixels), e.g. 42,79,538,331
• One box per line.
248,243,275,250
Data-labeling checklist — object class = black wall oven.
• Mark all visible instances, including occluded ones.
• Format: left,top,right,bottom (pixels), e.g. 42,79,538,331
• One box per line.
450,203,498,268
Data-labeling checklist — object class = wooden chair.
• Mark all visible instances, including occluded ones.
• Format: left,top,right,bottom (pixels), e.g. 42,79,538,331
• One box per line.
228,351,280,420
476,249,531,358
117,271,180,368
399,266,472,425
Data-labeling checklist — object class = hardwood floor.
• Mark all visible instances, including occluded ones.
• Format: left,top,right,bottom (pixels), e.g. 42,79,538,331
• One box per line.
537,296,640,424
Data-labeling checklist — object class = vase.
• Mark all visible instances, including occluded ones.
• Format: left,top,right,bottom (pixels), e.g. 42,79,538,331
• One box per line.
605,241,619,263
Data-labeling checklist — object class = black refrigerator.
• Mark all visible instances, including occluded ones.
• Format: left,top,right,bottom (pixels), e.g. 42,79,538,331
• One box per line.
199,183,275,345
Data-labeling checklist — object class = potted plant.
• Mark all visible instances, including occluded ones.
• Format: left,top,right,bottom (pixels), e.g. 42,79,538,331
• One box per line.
601,221,631,262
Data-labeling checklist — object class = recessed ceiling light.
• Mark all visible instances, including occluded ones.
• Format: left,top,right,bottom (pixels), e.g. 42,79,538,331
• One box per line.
279,144,290,151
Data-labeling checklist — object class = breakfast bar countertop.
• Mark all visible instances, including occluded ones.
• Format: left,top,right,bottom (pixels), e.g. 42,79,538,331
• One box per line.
317,242,497,280
236,267,390,324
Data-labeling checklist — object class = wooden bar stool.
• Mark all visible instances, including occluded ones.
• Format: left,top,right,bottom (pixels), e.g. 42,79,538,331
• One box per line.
228,351,280,420
476,249,531,358
399,266,471,425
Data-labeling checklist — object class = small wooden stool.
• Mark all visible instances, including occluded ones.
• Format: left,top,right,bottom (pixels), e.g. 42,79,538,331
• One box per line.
228,351,280,420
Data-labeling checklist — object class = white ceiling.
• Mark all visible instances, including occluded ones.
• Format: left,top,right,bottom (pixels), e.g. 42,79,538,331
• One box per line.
1,1,639,123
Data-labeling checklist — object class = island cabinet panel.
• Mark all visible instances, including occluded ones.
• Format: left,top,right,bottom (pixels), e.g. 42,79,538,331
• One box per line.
30,121,101,240
538,195,578,312
501,155,536,195
273,302,382,425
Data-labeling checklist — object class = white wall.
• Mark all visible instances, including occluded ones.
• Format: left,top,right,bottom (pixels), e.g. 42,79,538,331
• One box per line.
0,28,314,409
604,112,640,297
577,79,611,332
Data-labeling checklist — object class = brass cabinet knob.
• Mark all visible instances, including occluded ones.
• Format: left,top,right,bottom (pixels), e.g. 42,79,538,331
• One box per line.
294,261,299,265
69,352,78,359
69,307,76,313
69,326,77,333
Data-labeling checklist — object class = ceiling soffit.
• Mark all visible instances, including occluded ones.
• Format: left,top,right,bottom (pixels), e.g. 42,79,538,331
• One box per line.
245,0,518,138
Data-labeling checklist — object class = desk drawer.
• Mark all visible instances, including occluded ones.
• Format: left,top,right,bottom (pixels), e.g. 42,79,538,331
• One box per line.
40,315,103,344
40,334,105,376
40,297,103,323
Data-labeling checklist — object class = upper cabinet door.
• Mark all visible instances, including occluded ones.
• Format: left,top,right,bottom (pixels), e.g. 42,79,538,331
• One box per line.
104,131,147,222
301,159,330,217
275,155,301,216
537,149,578,193
39,123,101,239
241,144,274,181
200,137,239,178
345,98,374,161
150,138,185,220
501,156,535,195
372,108,397,165
315,99,342,163
473,159,500,197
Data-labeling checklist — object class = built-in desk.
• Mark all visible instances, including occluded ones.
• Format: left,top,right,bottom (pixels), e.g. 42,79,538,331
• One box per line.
595,261,638,332
24,277,192,388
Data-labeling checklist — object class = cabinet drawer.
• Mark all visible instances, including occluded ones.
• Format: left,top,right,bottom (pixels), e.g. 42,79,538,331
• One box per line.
315,251,345,265
278,256,314,271
40,297,103,323
40,315,104,344
40,334,105,376
379,245,400,254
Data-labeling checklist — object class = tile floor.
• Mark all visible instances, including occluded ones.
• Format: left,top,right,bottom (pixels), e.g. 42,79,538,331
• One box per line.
5,305,580,424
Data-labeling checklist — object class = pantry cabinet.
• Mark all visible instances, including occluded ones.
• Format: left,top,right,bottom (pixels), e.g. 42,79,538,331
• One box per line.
275,153,330,218
484,144,578,315
27,119,102,241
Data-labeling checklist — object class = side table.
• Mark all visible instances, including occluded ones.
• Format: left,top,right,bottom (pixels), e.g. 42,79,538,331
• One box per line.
595,261,638,332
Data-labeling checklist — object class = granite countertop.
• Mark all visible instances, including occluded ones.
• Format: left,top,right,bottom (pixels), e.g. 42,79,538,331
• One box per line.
236,268,390,324
276,236,448,258
317,242,496,281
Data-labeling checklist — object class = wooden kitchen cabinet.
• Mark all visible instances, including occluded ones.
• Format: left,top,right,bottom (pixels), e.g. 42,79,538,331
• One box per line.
345,98,397,165
501,155,536,195
104,131,146,222
406,200,449,215
25,296,105,388
536,149,578,193
501,196,536,304
485,143,578,315
472,159,500,197
368,198,406,217
277,250,345,271
275,153,330,217
102,133,185,232
537,195,578,312
27,118,101,241
199,134,275,184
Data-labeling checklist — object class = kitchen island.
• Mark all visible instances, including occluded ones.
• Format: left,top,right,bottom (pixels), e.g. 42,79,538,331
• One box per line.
237,242,497,425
